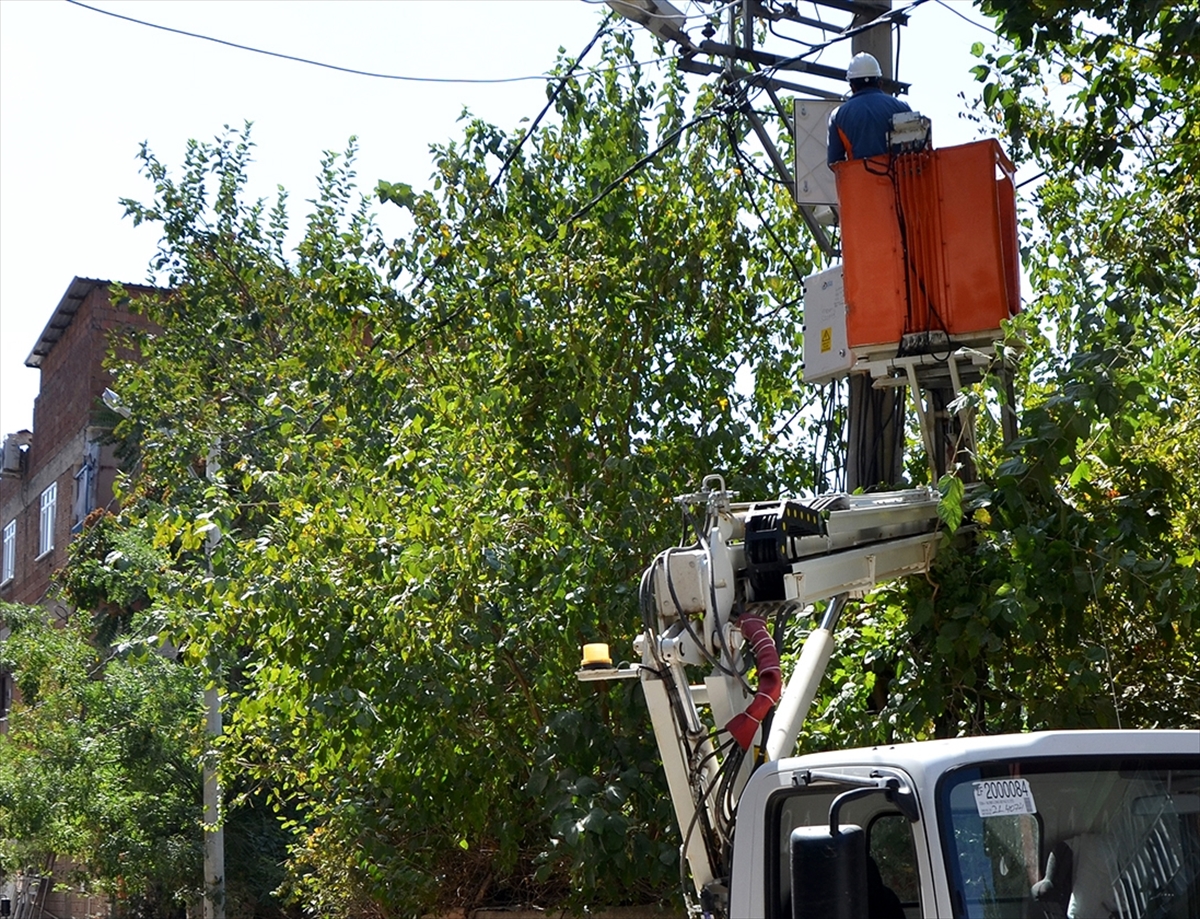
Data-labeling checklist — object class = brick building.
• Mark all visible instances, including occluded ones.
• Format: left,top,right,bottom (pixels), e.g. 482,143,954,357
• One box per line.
0,277,157,610
0,277,158,919
2,276,158,710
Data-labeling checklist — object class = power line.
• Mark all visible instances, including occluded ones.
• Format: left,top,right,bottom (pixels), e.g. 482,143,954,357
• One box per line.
300,17,620,439
933,0,997,35
583,0,743,24
748,0,932,90
723,115,808,290
561,107,726,228
64,0,661,85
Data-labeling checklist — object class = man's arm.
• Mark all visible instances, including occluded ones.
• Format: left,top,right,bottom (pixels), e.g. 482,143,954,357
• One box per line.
827,112,845,167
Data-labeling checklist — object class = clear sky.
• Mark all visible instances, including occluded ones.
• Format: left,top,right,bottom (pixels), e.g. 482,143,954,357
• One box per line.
0,0,1009,437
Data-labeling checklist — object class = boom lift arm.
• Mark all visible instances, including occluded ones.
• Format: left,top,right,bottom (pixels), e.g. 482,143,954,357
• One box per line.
578,475,941,912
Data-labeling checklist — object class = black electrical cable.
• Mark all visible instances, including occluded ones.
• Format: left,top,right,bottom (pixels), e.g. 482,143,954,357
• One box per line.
933,0,999,35
677,733,738,910
894,21,902,81
808,0,829,63
731,143,791,188
488,20,611,197
767,18,818,48
682,504,708,550
583,0,743,21
743,0,933,92
723,115,809,289
675,751,712,912
561,108,726,229
694,735,740,836
64,0,654,85
1017,170,1048,189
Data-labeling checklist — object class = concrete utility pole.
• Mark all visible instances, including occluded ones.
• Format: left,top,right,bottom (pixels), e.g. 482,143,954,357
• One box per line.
850,1,893,84
203,442,225,919
609,0,923,491
203,686,225,919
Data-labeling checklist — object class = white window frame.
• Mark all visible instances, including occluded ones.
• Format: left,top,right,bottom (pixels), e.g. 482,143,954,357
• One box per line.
1,518,14,584
38,481,57,558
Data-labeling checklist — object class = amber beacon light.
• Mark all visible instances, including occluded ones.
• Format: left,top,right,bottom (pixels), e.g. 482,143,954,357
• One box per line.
580,643,613,671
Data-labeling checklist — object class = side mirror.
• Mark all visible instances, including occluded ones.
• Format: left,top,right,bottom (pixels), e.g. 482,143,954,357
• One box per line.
790,823,868,919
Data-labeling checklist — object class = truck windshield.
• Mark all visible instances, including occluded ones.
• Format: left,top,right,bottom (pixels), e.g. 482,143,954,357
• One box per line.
938,755,1200,919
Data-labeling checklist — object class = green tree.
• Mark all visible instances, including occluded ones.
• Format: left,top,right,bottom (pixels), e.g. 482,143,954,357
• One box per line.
807,0,1199,749
0,515,297,918
0,598,203,915
102,30,821,916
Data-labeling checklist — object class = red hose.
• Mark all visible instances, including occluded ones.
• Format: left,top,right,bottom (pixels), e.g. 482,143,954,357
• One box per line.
725,614,782,751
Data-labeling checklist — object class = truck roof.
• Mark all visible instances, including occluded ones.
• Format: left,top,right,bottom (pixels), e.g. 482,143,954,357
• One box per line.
773,729,1199,780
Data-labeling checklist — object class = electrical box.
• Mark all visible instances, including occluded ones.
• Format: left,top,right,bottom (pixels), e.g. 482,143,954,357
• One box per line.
888,111,932,153
793,99,840,206
802,265,854,383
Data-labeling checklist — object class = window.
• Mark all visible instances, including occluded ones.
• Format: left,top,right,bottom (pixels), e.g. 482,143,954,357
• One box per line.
2,519,14,583
939,756,1200,919
871,812,922,908
38,481,56,557
72,441,100,533
770,771,921,919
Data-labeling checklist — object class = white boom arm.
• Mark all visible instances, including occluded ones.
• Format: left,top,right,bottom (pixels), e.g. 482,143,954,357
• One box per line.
578,476,941,908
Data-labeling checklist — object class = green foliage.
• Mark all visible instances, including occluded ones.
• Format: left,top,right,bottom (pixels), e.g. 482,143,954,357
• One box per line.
97,31,821,916
57,510,171,646
936,474,966,533
19,5,1197,913
811,0,1199,748
0,602,203,914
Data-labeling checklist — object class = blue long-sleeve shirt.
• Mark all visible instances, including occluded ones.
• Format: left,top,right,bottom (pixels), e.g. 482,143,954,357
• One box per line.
827,87,912,166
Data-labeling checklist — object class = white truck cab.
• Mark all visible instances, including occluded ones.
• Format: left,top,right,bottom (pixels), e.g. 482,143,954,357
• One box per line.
731,729,1200,918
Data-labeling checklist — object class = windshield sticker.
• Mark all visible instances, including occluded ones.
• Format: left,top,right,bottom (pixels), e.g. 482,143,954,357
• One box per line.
972,778,1037,817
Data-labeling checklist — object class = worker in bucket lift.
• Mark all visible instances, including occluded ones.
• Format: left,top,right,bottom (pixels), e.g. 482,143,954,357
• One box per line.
827,52,911,166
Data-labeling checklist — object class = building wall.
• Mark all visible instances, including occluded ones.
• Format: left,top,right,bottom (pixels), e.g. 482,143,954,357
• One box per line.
0,280,156,609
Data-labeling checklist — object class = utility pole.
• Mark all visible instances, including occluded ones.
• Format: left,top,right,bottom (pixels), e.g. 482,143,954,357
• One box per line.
203,686,225,919
203,442,225,919
609,0,936,490
850,1,893,82
845,1,908,492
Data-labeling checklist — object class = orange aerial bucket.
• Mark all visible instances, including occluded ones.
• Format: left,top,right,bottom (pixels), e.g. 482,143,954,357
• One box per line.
833,139,1020,353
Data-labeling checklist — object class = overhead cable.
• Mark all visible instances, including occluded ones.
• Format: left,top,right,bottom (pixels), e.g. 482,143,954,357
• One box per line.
64,0,658,85
722,116,808,291
747,0,932,89
561,108,726,228
583,0,743,23
489,18,613,194
933,0,998,35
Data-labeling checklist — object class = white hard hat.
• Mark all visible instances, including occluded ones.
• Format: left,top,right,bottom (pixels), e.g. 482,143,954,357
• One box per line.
847,52,883,81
